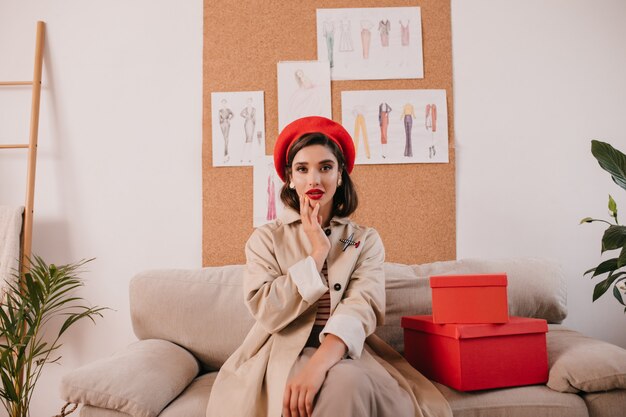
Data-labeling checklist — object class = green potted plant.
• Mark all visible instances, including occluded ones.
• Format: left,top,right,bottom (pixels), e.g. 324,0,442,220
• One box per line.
581,140,626,311
0,256,106,417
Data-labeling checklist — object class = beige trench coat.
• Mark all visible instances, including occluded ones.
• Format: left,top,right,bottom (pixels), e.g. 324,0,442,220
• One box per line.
206,208,451,417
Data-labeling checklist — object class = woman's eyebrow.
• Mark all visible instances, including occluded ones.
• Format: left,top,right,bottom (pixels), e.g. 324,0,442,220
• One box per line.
293,159,336,166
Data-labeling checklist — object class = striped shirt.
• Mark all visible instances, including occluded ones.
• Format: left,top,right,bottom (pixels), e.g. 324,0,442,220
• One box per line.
314,262,332,326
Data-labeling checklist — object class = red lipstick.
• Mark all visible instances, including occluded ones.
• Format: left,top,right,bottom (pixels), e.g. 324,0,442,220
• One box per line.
306,189,324,200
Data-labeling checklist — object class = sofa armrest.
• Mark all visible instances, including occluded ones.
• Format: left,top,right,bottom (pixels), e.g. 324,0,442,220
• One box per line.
546,325,626,393
60,339,199,417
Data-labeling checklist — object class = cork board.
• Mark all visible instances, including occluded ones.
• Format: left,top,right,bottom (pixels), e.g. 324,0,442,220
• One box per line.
203,0,455,266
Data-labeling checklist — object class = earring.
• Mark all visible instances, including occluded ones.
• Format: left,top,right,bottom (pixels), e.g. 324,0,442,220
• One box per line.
289,182,295,189
337,178,343,186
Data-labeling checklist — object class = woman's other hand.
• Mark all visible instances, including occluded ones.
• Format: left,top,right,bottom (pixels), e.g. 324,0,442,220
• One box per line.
282,334,347,417
300,195,330,271
282,362,325,417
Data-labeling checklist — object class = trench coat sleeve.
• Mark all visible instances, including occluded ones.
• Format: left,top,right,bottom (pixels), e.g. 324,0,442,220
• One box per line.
243,226,328,334
321,228,385,359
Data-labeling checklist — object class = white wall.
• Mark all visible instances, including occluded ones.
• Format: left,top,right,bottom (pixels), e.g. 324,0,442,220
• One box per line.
452,0,626,348
0,0,203,415
0,0,624,415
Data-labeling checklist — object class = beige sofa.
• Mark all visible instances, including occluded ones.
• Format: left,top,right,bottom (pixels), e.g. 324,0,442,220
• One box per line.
60,258,626,417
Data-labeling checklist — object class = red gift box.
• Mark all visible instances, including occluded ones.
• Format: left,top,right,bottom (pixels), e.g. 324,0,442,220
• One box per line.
430,274,509,323
401,315,548,391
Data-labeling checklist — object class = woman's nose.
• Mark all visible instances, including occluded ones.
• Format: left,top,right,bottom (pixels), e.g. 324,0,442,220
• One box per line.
308,171,320,186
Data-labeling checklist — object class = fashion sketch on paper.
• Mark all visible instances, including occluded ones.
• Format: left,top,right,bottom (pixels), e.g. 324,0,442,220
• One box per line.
399,19,410,46
353,105,371,159
378,102,392,159
288,69,325,122
360,20,373,59
219,99,234,163
266,161,277,221
323,21,335,68
240,98,256,163
399,19,410,66
339,19,354,52
425,103,438,159
378,19,390,47
401,103,416,157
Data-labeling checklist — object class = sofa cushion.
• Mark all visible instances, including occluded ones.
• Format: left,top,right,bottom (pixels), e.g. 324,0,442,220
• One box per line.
80,406,130,417
375,263,429,353
130,266,255,371
410,257,567,323
61,339,199,417
547,325,626,393
582,389,626,417
80,372,217,417
160,372,217,417
434,382,588,417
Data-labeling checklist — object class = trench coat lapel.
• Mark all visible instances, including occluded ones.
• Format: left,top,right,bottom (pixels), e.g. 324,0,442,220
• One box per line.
326,222,365,311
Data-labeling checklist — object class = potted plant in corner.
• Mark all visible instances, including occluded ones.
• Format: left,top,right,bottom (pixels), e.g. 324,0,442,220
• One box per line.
0,256,106,417
581,140,626,311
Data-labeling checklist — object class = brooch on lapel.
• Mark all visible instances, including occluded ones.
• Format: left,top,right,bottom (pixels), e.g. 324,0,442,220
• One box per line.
339,233,360,251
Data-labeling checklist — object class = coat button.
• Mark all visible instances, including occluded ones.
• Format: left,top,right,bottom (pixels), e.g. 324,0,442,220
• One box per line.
333,283,342,291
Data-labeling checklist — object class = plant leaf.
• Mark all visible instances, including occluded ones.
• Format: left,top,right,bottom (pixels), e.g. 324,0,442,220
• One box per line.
585,258,618,278
58,307,107,337
601,225,626,253
593,272,623,301
0,369,18,402
614,245,626,269
613,282,626,306
591,140,626,191
608,194,618,220
584,266,597,275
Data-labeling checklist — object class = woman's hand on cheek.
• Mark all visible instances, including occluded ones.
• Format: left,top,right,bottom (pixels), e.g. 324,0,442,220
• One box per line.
282,363,326,417
299,196,330,271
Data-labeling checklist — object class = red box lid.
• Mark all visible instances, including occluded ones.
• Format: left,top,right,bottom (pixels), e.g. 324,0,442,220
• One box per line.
430,273,507,288
401,315,547,339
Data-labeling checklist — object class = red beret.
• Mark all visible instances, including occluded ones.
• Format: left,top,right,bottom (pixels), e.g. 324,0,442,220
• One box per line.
273,116,355,182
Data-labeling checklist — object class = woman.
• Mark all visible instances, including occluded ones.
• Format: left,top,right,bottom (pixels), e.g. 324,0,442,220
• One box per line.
206,116,450,417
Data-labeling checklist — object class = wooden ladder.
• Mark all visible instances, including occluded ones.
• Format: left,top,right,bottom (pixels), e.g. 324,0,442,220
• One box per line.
0,21,45,270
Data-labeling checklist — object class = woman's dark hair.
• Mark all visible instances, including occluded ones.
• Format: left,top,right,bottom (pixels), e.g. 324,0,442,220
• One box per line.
280,133,358,218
